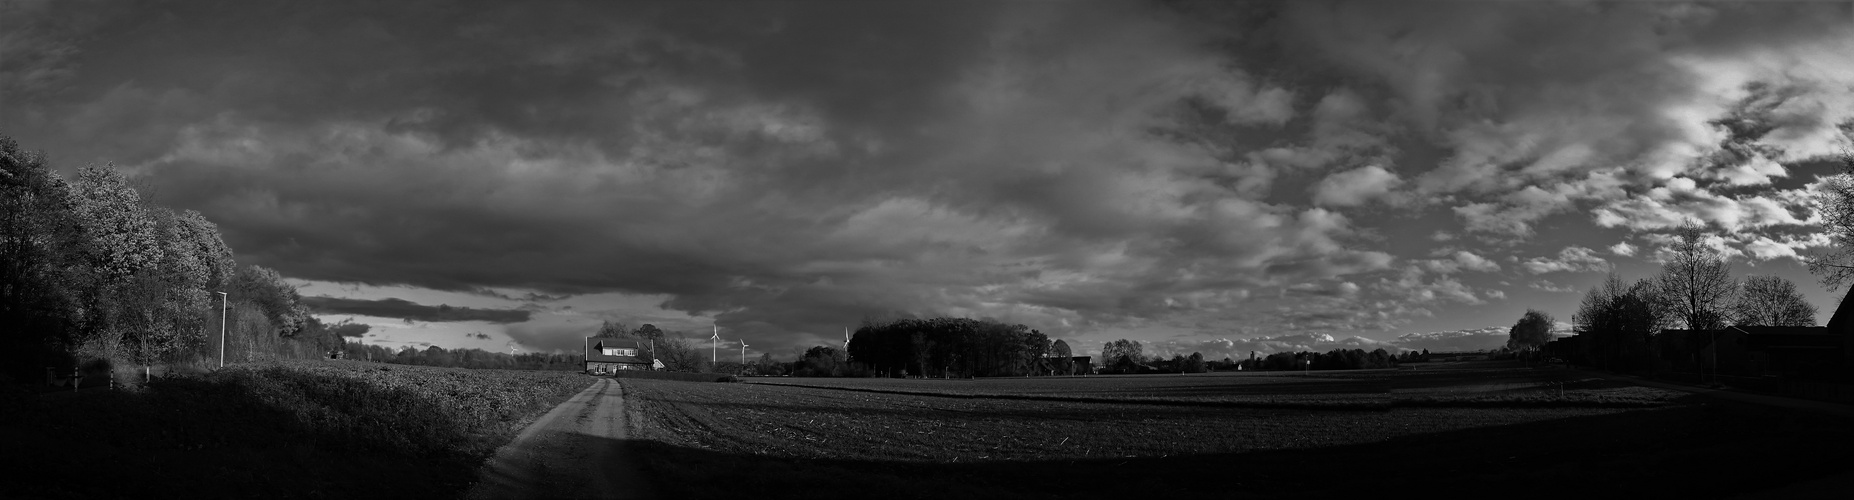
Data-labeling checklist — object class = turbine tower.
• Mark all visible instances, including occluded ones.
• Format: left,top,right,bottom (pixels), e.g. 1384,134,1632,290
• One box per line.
740,339,749,368
710,324,721,364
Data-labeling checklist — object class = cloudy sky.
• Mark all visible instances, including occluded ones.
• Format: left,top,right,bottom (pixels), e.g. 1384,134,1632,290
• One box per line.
5,1,1852,360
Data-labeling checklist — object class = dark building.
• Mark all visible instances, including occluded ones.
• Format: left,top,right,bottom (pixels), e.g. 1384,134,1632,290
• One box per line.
1654,291,1854,378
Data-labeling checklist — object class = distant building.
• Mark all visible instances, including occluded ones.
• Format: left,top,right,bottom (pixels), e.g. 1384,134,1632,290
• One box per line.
1071,356,1094,375
584,338,651,374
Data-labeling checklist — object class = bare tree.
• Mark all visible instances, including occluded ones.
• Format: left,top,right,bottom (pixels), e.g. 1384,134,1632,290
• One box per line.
1808,149,1854,289
1732,275,1818,326
1574,273,1665,370
1656,221,1736,330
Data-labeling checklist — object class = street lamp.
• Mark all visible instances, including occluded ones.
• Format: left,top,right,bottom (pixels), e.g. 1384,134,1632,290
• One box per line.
215,291,228,368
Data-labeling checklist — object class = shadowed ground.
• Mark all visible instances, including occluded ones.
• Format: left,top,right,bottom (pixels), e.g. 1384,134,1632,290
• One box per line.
467,378,656,499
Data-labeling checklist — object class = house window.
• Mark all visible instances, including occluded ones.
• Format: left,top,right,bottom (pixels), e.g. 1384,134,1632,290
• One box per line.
601,347,638,357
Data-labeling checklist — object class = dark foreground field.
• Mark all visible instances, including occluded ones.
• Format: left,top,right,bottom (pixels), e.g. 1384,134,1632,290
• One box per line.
1,360,590,499
624,362,1854,498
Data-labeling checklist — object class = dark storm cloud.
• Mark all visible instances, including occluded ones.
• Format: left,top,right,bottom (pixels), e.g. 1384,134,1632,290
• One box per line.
328,321,371,338
303,296,532,324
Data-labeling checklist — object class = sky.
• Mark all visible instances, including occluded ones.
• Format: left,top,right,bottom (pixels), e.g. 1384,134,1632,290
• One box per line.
4,0,1853,360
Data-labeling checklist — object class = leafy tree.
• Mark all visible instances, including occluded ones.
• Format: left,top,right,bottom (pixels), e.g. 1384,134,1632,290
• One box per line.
231,265,310,336
755,352,784,376
1184,352,1206,373
0,136,87,378
1101,339,1143,372
845,318,1056,377
1656,221,1736,330
594,320,630,338
1506,309,1555,351
631,323,666,342
1050,339,1074,375
1732,275,1817,326
654,333,707,372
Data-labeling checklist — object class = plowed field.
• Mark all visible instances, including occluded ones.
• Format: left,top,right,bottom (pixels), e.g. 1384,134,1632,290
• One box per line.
620,362,1853,498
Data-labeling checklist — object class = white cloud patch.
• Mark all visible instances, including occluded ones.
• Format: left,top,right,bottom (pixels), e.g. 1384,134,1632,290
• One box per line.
1591,177,1817,234
1418,250,1501,275
1375,267,1488,305
1393,327,1510,353
1521,246,1611,274
1453,184,1577,236
1313,165,1404,207
1529,280,1578,293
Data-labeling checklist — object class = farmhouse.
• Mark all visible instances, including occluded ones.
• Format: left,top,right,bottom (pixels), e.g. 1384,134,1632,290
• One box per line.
584,337,652,374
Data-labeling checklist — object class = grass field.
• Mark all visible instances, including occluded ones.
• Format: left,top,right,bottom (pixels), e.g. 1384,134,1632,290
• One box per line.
623,362,1853,498
1,360,592,499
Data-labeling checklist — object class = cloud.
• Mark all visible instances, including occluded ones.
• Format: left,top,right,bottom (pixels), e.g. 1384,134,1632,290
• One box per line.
1453,184,1576,237
1419,250,1502,275
1374,267,1488,305
1591,177,1817,233
1520,246,1611,274
327,320,370,338
1741,233,1832,261
1153,333,1402,360
1609,242,1638,257
1393,327,1510,353
1312,165,1404,207
302,297,533,324
1528,280,1578,293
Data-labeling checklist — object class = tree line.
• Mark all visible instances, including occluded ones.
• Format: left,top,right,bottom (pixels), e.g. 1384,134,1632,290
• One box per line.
2,136,345,381
1554,222,1817,371
1099,338,1408,373
339,342,586,371
845,317,1061,378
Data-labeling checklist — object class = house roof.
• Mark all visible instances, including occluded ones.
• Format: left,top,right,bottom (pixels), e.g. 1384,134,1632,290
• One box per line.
584,337,650,364
1828,289,1854,334
1728,326,1832,336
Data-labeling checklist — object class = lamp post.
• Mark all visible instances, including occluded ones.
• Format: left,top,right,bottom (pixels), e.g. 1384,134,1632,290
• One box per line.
215,291,228,368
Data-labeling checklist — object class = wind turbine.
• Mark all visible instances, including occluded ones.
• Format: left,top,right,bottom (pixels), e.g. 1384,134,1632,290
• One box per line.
711,324,720,365
740,339,749,368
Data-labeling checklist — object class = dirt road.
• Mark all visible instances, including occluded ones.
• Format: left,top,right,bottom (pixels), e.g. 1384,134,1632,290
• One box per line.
466,378,656,499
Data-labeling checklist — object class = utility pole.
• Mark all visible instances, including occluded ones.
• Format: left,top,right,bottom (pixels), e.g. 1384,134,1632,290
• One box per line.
216,291,228,368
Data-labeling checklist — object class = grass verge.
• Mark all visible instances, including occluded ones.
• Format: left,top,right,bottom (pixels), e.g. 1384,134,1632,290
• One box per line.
1,359,591,499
